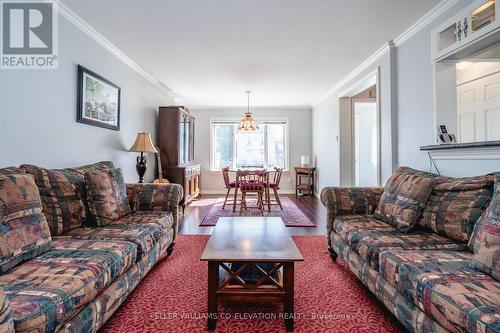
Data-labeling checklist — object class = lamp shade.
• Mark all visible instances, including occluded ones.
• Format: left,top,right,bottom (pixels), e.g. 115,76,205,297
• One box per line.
129,132,158,153
238,112,259,131
301,156,310,167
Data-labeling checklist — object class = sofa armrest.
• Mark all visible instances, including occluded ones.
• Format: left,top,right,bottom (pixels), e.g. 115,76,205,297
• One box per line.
320,187,384,244
0,288,14,333
126,183,184,238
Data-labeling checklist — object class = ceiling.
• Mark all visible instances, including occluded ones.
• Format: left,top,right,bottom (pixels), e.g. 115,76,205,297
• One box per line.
62,0,440,107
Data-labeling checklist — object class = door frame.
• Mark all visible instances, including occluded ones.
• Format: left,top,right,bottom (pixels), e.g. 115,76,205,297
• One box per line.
339,67,381,186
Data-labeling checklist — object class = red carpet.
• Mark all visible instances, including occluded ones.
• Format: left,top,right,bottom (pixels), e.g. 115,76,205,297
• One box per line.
101,235,403,333
199,197,316,227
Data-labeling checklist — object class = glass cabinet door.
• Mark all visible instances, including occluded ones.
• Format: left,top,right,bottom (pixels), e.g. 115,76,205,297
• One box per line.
472,0,496,33
438,22,459,51
185,117,190,164
179,114,186,164
189,120,195,162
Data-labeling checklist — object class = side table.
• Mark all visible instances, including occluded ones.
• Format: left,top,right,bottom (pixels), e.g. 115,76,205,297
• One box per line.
294,167,315,197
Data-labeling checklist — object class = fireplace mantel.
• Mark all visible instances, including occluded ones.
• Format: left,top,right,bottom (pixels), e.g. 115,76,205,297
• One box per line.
420,140,500,152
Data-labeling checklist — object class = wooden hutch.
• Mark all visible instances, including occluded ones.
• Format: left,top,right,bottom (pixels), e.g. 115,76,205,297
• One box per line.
158,106,201,212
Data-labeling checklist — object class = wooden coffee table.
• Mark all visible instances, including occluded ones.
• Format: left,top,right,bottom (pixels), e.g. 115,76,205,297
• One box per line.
200,217,304,331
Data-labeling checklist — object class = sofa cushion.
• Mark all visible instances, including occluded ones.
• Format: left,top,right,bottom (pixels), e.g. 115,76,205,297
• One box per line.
379,250,473,288
62,211,172,259
0,288,14,333
85,168,130,226
374,167,436,232
0,167,25,175
350,229,467,271
469,174,500,280
0,239,137,332
381,251,500,333
418,174,494,242
333,215,396,245
21,162,114,235
0,238,136,333
0,174,52,273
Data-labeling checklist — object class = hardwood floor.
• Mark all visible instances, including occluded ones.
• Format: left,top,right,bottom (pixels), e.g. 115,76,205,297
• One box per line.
178,194,327,236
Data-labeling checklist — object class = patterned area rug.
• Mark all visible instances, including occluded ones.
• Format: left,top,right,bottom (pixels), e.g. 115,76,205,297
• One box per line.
101,235,403,332
199,197,315,227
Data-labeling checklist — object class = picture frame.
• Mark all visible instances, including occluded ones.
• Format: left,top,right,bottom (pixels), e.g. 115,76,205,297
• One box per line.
77,65,121,131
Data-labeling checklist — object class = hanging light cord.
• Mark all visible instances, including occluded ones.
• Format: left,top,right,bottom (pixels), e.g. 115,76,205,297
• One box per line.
246,90,251,114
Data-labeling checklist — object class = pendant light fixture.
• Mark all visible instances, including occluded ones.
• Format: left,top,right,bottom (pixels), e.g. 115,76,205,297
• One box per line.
239,90,259,131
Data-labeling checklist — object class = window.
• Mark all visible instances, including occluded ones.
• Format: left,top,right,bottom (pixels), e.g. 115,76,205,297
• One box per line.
211,120,288,171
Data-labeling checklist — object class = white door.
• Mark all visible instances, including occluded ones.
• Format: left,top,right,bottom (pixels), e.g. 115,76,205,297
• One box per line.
457,71,500,143
353,101,378,187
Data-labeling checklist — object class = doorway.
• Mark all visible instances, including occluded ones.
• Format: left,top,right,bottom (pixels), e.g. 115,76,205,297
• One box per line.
353,100,378,186
339,69,380,187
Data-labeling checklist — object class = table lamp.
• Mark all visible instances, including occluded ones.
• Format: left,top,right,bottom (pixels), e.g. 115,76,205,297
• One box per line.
301,156,310,167
129,132,158,183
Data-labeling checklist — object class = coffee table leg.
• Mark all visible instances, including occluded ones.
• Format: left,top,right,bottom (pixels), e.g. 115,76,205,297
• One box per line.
284,262,294,331
208,262,218,331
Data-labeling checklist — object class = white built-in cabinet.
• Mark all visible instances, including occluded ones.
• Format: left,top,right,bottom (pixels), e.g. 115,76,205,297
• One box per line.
433,0,499,62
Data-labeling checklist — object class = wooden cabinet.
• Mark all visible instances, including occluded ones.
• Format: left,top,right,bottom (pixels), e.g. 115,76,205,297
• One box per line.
158,106,195,166
162,164,201,212
433,0,500,62
158,106,200,212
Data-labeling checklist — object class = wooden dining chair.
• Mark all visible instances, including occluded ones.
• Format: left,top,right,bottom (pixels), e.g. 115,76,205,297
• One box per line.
221,167,236,210
266,167,283,211
236,170,267,215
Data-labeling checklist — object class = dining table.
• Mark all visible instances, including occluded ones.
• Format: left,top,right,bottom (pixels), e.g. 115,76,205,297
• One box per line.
227,168,278,213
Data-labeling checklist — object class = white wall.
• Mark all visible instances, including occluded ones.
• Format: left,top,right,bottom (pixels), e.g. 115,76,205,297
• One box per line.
395,0,500,177
312,49,395,192
191,108,312,193
312,93,340,190
0,13,174,182
312,0,500,190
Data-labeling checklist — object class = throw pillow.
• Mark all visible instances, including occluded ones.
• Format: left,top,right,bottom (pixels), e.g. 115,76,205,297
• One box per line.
418,173,495,242
0,167,25,175
469,174,500,280
22,161,114,235
374,167,436,232
0,174,52,273
85,168,131,226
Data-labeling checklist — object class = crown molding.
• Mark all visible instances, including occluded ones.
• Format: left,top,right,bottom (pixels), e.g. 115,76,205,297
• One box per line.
313,0,459,107
57,0,459,107
394,0,459,46
56,1,176,99
313,42,391,106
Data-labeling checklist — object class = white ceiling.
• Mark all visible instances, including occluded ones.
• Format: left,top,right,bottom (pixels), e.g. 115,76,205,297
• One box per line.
62,0,440,107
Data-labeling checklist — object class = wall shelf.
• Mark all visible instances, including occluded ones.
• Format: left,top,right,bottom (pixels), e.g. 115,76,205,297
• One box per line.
420,140,500,151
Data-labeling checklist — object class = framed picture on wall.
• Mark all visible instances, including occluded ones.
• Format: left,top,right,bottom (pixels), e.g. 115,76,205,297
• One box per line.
77,65,121,131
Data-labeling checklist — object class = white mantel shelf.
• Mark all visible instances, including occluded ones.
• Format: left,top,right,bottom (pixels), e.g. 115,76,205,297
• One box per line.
420,141,500,160
420,140,500,151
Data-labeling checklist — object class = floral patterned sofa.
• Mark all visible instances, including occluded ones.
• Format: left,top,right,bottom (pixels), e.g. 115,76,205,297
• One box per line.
321,167,500,333
0,162,183,333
